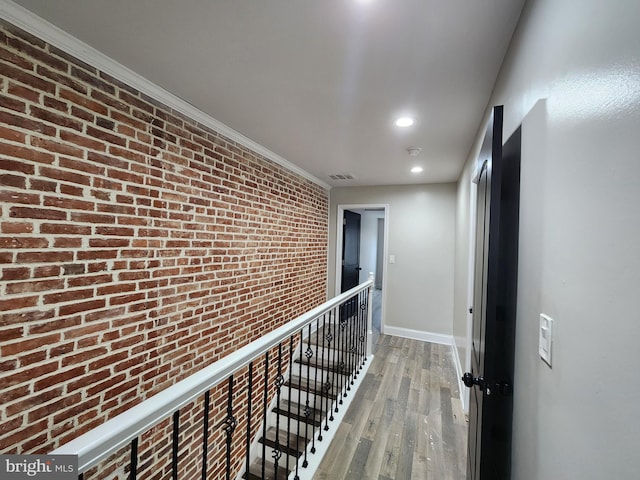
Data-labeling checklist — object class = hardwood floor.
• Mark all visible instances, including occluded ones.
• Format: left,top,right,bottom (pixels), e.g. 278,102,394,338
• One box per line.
313,335,467,480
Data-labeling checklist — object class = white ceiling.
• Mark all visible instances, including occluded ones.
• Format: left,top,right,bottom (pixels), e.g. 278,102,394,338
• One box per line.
11,0,525,187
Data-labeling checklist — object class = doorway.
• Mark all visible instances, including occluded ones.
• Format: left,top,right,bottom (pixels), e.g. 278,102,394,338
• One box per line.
335,204,389,350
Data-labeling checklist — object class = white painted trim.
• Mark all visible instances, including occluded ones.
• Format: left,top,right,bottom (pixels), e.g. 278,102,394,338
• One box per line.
290,355,374,480
463,178,478,414
0,0,330,190
451,338,465,409
383,326,453,346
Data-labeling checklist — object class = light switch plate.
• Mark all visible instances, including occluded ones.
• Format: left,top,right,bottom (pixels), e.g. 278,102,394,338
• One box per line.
389,254,396,264
539,314,553,367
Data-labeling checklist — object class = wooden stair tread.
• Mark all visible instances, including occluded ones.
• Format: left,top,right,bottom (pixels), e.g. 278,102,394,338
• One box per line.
243,459,289,480
294,356,356,375
273,400,323,428
285,375,340,398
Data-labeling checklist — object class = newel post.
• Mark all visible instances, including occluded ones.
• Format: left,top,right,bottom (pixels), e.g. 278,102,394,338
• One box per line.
366,272,374,356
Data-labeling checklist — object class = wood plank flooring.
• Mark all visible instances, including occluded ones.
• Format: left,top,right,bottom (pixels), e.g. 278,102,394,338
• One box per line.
313,335,467,480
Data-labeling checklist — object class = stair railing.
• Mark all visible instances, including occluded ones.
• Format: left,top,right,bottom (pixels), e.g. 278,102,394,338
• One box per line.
52,275,374,480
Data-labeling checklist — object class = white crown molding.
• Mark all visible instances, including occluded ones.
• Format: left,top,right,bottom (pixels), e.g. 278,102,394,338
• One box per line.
0,0,330,190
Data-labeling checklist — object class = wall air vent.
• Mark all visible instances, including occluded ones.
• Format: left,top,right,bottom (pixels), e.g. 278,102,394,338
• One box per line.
329,173,356,181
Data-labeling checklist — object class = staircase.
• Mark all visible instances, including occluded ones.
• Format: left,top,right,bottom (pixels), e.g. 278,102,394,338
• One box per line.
244,317,363,480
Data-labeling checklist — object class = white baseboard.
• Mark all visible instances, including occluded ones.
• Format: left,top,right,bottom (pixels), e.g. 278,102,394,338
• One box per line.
382,326,453,345
382,326,467,411
451,342,467,413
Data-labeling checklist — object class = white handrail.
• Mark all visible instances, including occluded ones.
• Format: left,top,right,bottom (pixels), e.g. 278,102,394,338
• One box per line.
51,279,374,473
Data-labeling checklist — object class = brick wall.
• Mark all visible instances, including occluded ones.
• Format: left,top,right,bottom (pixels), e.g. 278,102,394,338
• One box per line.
0,18,328,465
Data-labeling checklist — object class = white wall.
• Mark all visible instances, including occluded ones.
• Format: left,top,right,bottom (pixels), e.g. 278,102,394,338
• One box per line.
453,0,640,477
329,184,456,338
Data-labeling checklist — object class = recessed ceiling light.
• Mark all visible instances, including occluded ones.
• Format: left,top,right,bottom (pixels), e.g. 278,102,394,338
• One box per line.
395,117,415,127
411,166,423,174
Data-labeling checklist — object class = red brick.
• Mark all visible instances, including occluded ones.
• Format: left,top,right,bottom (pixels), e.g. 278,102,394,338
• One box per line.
0,326,23,342
58,299,106,317
2,361,58,388
0,124,26,143
29,178,56,192
6,278,64,295
9,206,65,221
43,288,93,305
39,223,91,235
33,366,85,392
33,265,62,278
0,236,48,249
0,110,56,137
27,392,83,422
0,174,26,189
30,106,82,131
53,237,82,248
15,250,73,263
0,296,38,312
1,267,30,281
59,87,107,114
43,196,94,211
1,62,56,94
60,130,106,152
30,137,83,158
1,222,34,234
1,143,55,165
1,333,61,356
39,166,91,186
29,317,81,335
69,212,115,224
43,95,68,113
7,82,40,102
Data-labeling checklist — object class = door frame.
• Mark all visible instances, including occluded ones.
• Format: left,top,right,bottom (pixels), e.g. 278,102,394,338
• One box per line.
464,168,480,414
335,204,389,333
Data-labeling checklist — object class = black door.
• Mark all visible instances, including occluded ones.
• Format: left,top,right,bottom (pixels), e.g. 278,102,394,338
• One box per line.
341,210,361,292
464,106,521,480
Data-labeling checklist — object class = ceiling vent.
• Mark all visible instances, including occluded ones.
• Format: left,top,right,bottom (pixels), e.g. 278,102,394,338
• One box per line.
329,173,356,181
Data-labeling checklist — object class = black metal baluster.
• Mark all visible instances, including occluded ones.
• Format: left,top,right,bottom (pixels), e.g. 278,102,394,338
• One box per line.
302,324,313,467
350,293,360,384
294,330,304,479
347,295,355,390
356,290,364,374
361,289,369,366
222,375,237,480
310,317,320,453
324,310,334,427
317,313,327,439
130,437,138,480
353,292,361,380
339,303,348,404
202,391,210,480
172,411,179,480
262,352,269,480
78,474,83,480
274,344,284,476
246,362,253,480
286,335,294,476
331,307,340,414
